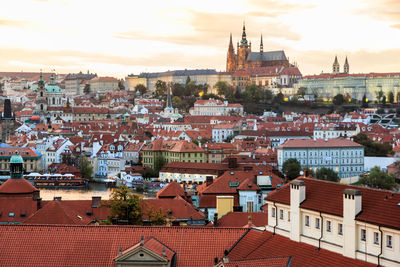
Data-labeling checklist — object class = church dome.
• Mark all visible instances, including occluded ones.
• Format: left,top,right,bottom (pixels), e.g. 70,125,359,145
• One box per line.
45,85,62,93
10,153,23,164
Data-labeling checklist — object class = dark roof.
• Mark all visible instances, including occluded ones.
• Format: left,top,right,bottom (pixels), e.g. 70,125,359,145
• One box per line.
138,69,218,78
247,51,287,62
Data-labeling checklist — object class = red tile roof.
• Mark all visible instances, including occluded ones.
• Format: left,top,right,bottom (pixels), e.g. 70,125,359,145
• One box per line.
222,257,290,267
266,178,400,230
156,181,186,199
226,229,374,267
0,178,38,194
216,212,268,227
24,200,93,225
144,197,204,220
118,236,175,261
0,225,247,267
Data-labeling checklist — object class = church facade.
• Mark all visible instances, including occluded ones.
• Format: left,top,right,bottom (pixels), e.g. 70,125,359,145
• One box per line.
226,23,291,72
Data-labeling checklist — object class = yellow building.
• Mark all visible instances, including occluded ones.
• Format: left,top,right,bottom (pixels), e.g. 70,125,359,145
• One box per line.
142,139,205,170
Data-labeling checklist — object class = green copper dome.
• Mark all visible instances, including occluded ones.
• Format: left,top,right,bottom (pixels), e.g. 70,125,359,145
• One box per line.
10,153,23,164
45,85,62,93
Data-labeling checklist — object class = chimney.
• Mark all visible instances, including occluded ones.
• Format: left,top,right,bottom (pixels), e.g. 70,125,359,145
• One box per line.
205,176,213,186
342,189,362,259
36,198,42,210
289,180,306,242
228,157,237,169
216,195,234,219
53,196,62,201
92,196,102,208
213,212,218,226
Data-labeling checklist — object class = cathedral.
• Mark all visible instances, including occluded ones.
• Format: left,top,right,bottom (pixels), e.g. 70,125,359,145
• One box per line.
226,23,291,72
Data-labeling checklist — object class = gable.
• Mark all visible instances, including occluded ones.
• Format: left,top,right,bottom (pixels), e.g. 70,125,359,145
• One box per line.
115,246,168,265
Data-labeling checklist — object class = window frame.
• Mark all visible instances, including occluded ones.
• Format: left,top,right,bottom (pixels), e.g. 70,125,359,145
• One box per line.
305,215,310,227
374,232,380,245
326,220,332,232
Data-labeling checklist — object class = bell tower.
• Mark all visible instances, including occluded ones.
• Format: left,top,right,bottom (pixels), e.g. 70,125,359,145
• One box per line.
226,33,237,72
36,71,48,115
332,56,340,74
343,56,349,74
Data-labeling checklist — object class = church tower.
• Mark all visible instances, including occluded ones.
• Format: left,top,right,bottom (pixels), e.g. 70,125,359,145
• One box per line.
343,56,349,74
0,99,16,142
226,33,237,72
260,34,263,53
36,72,48,115
332,56,340,74
237,22,251,70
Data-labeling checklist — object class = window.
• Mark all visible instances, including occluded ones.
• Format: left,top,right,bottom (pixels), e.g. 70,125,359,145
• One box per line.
338,224,343,235
374,232,380,245
271,207,276,217
288,211,290,222
387,235,392,248
327,221,331,232
247,202,254,212
305,215,310,226
280,209,284,220
315,218,320,229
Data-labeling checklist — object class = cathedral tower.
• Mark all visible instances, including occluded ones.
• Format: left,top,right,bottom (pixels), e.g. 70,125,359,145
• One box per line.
36,72,48,115
343,56,349,74
237,22,251,70
260,34,263,53
226,33,237,72
332,56,340,74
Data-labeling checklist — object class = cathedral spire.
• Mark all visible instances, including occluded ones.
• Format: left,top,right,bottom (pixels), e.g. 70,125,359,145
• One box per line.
333,56,340,74
38,69,44,87
260,34,263,53
344,56,349,74
240,21,248,47
167,83,172,109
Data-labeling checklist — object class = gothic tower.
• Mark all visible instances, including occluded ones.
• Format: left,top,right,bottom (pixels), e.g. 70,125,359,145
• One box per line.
226,33,237,72
237,22,251,70
343,56,349,74
36,72,48,116
260,34,263,53
0,99,16,142
332,56,340,74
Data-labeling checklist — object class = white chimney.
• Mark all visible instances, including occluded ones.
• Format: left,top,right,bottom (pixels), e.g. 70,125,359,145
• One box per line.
290,180,306,242
343,189,362,259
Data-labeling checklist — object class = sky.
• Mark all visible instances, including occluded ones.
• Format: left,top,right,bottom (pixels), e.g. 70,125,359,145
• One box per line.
0,0,399,78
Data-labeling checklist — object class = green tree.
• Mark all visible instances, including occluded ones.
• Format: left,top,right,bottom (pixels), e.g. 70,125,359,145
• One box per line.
172,96,183,109
282,158,301,180
215,81,235,102
172,83,185,97
83,84,91,94
297,87,307,98
376,89,384,104
135,84,147,95
333,94,345,105
106,186,143,225
274,92,284,104
78,156,93,181
388,91,394,104
154,155,166,174
352,133,393,157
316,167,340,182
155,80,167,97
362,94,368,108
146,205,168,225
382,95,386,105
359,166,399,190
118,79,125,90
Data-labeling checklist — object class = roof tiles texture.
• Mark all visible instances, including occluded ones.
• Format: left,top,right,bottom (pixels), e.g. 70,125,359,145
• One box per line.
0,225,247,267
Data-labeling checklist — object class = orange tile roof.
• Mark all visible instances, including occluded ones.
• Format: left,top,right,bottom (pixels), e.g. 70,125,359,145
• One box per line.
0,225,247,267
266,177,400,230
278,138,362,149
0,178,38,194
226,229,374,267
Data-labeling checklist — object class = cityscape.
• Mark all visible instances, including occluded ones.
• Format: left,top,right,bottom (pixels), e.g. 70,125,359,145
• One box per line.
0,0,400,266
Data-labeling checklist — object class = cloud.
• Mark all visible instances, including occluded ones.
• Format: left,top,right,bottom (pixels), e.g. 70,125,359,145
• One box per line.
247,0,314,17
115,10,300,51
0,19,27,28
289,48,400,75
391,24,400,29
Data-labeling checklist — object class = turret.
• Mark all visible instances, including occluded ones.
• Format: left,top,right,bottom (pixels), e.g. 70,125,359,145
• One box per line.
10,151,24,179
240,21,248,47
226,33,237,72
343,56,349,74
332,56,340,74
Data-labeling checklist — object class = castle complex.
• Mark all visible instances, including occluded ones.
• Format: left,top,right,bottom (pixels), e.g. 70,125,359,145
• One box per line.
226,23,291,72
